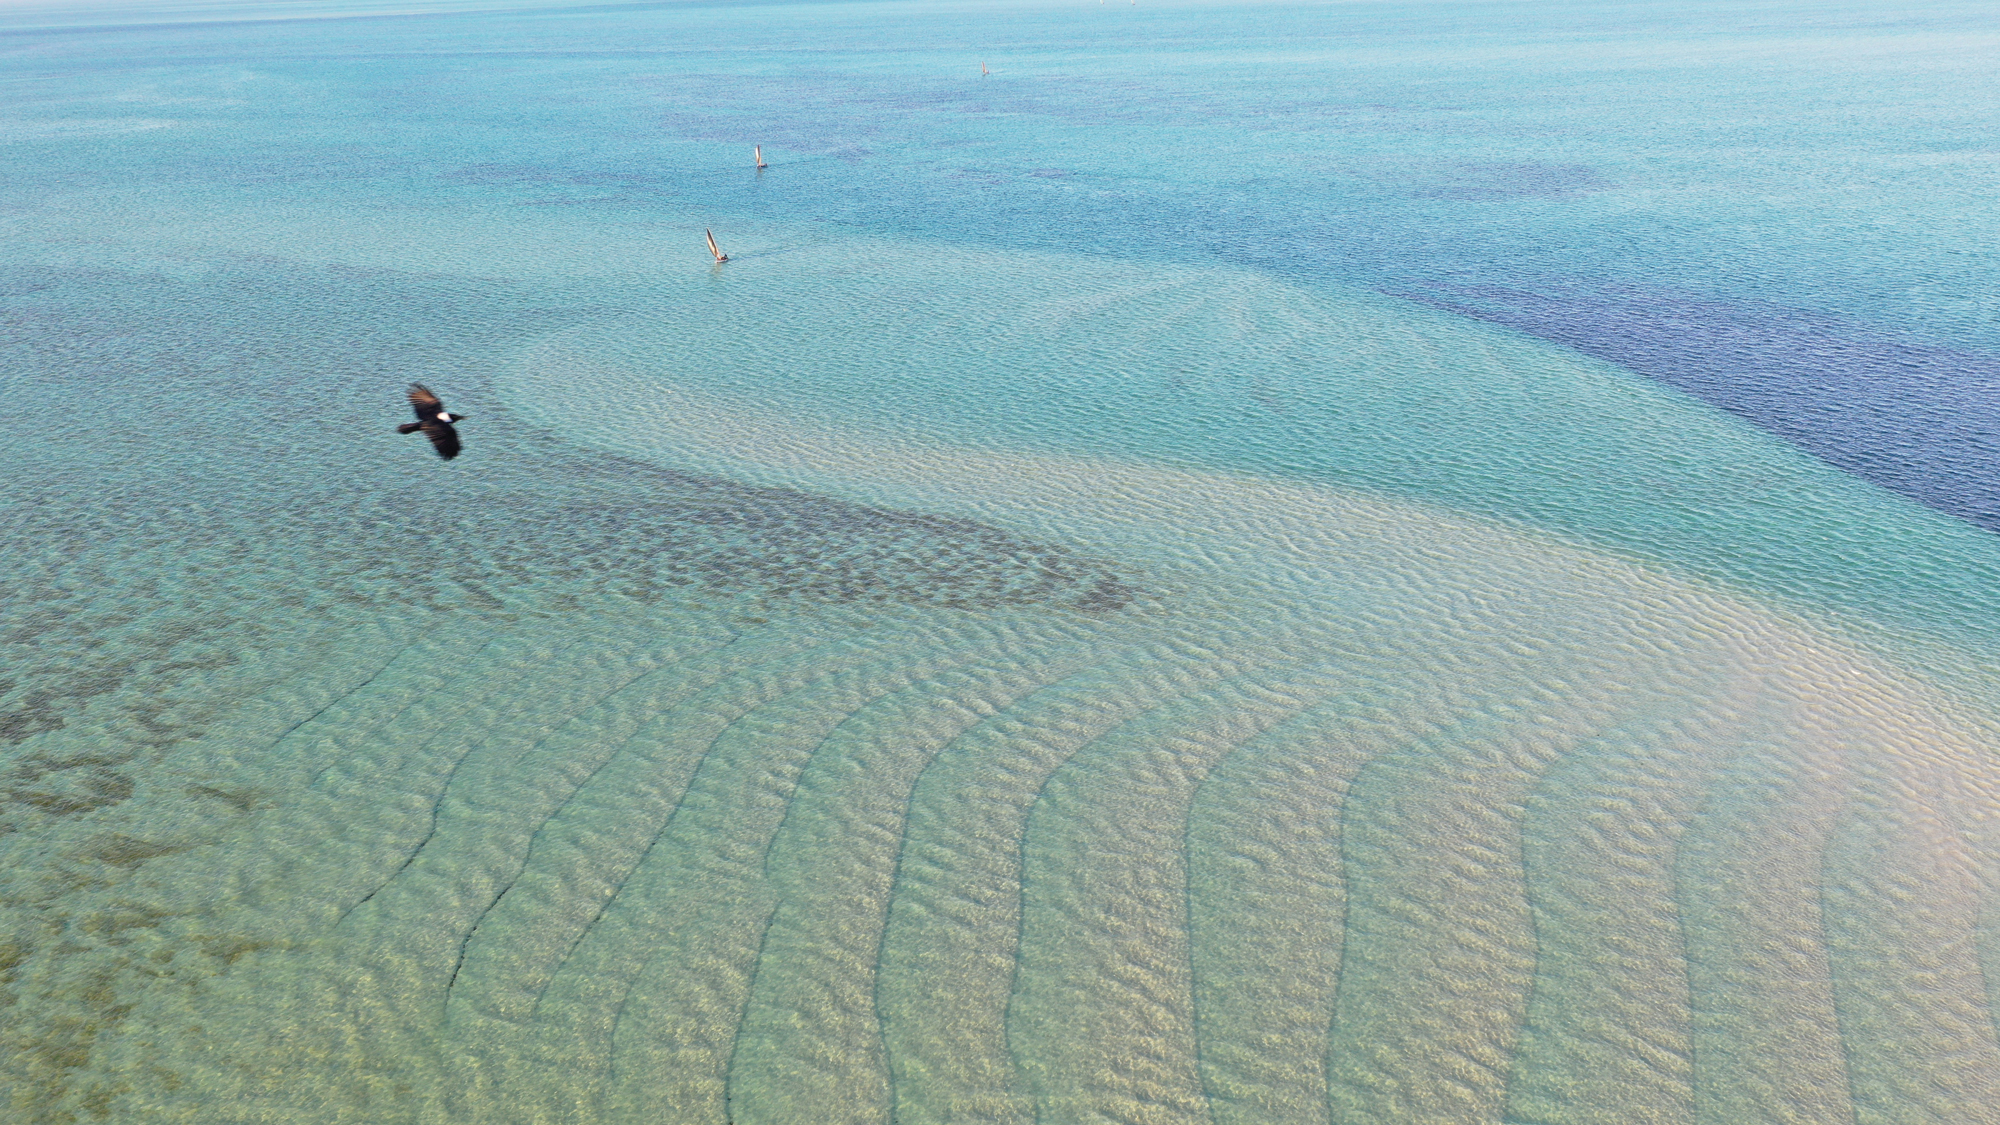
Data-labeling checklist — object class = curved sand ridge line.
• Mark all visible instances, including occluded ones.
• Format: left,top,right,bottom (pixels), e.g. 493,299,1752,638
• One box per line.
510,233,2000,674
18,252,1997,1122
486,309,2000,1124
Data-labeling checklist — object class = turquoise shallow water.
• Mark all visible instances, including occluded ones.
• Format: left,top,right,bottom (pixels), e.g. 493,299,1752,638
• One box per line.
4,1,2000,1122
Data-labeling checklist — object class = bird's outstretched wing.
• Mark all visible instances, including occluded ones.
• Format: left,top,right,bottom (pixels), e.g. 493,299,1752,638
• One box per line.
408,383,445,422
421,419,461,460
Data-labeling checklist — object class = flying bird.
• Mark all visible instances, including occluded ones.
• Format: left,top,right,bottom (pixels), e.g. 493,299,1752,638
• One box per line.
398,383,466,460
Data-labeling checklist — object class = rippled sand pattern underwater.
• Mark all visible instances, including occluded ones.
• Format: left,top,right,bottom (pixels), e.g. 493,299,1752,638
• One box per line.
6,1,2000,1123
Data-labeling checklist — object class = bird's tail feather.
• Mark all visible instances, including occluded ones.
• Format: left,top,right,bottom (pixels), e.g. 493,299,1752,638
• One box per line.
397,422,423,434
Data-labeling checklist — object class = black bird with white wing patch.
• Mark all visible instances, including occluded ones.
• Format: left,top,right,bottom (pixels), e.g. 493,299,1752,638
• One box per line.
398,383,467,460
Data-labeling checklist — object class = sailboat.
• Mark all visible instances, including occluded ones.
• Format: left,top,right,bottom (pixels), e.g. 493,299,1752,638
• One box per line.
706,229,728,264
981,61,990,77
755,145,767,170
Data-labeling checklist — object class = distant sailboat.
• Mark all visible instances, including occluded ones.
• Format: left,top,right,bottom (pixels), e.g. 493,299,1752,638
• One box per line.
981,61,990,77
706,228,728,264
755,145,767,170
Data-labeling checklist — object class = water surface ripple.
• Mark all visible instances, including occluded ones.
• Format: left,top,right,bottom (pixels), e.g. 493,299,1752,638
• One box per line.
3,2,1999,1123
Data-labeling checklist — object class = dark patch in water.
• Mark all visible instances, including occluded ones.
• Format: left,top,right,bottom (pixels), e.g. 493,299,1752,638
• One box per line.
4,749,136,819
80,833,193,869
0,259,1139,845
1404,281,2000,533
184,785,270,814
0,258,1146,1111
